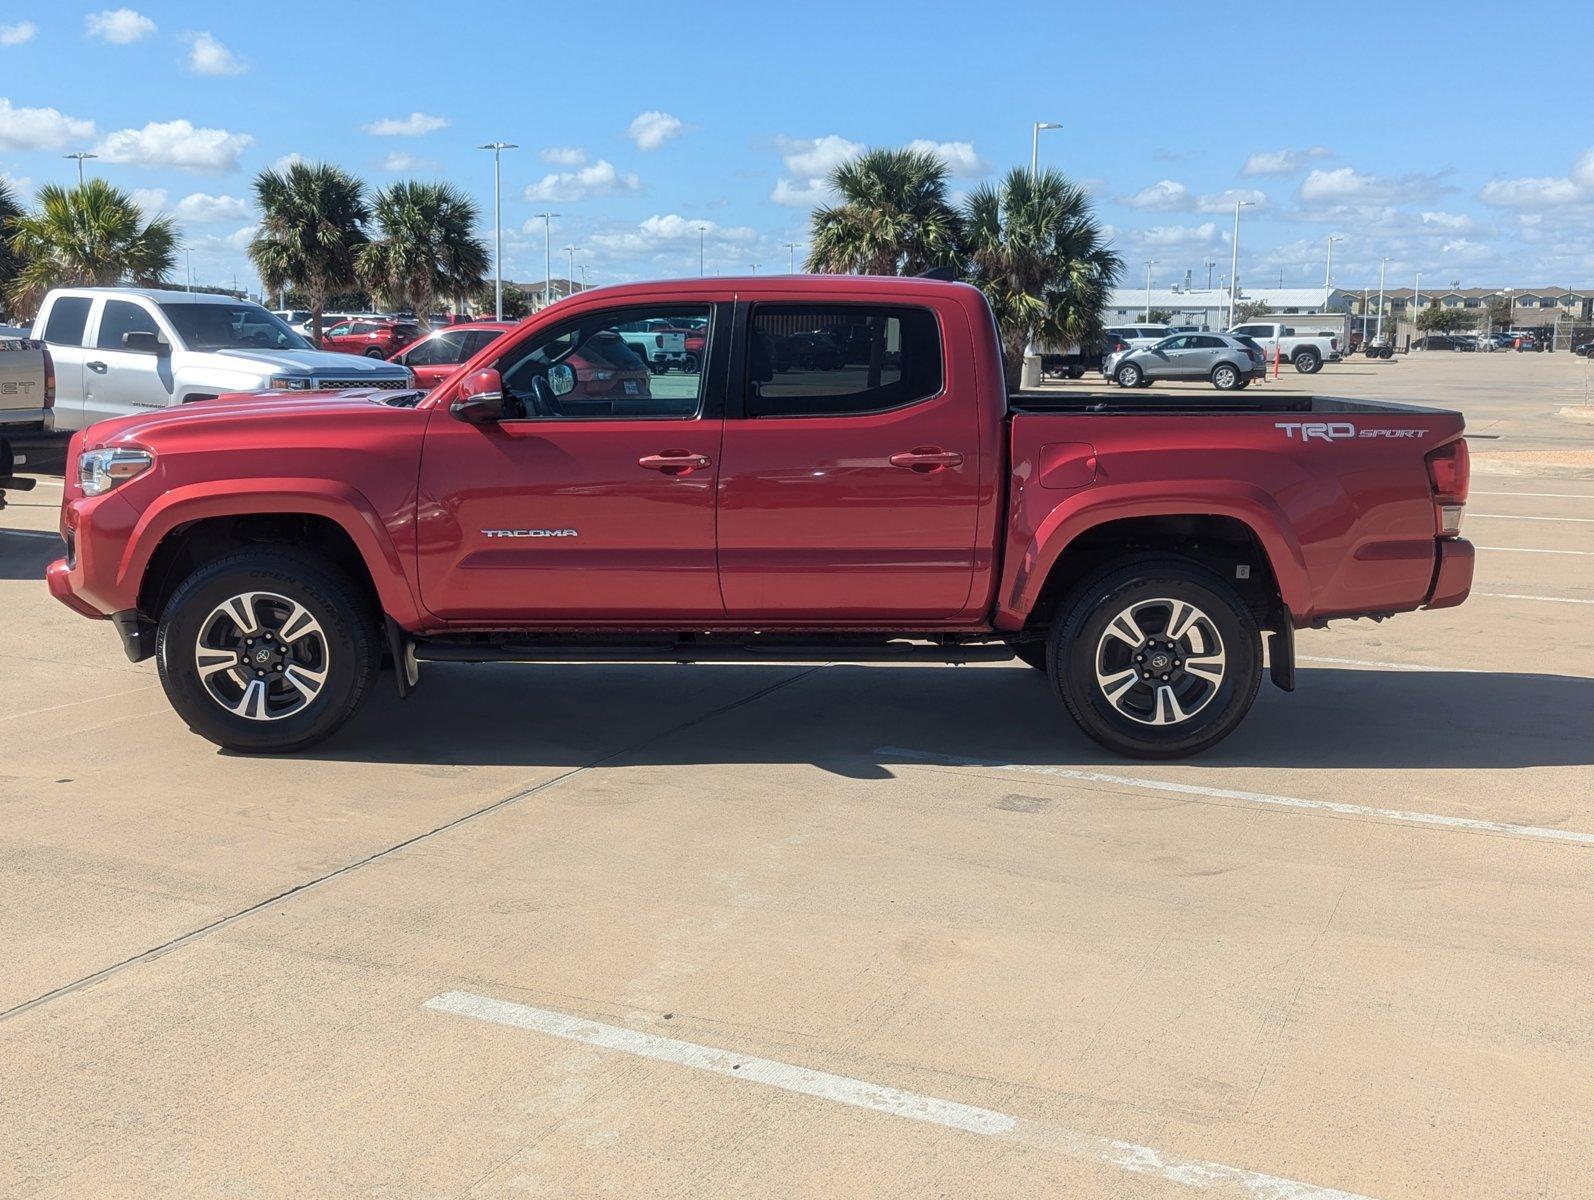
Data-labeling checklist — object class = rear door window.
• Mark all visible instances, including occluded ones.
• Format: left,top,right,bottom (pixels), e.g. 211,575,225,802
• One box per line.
744,304,942,418
42,296,93,346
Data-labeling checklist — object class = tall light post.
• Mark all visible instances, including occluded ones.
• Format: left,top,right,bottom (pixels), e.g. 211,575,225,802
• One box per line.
697,226,707,277
1143,260,1158,321
477,142,517,320
63,151,98,186
748,262,759,275
1228,198,1255,328
532,211,558,308
1413,271,1422,332
564,245,577,296
785,242,801,273
1324,234,1344,297
1030,121,1062,178
1375,256,1390,342
1203,259,1216,290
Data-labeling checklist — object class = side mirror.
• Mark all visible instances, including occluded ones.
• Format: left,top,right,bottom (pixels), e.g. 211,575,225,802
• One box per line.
548,362,576,397
123,331,169,356
450,367,504,424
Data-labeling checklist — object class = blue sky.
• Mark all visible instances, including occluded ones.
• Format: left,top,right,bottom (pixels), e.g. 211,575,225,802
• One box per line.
4,2,1594,298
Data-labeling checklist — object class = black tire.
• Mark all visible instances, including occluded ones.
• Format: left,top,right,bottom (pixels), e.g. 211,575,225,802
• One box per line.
1046,557,1262,758
155,548,381,753
1292,350,1321,374
1114,362,1142,388
1013,642,1049,672
1211,362,1242,391
1379,347,1393,359
364,347,386,358
1067,365,1085,380
682,353,700,374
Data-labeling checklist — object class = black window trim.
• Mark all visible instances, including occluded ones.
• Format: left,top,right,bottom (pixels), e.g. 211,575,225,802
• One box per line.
729,300,947,421
493,300,730,424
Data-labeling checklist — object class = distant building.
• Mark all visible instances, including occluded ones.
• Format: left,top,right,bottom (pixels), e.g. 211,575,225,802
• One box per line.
1105,286,1353,330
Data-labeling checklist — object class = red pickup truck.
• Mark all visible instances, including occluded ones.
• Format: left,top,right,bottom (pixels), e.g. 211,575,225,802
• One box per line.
46,275,1473,758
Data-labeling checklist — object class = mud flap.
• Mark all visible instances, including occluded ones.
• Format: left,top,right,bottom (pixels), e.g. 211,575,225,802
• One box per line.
383,615,420,699
1267,617,1295,692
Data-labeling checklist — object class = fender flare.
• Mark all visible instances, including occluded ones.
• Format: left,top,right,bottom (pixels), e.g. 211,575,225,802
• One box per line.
999,481,1312,628
117,476,426,625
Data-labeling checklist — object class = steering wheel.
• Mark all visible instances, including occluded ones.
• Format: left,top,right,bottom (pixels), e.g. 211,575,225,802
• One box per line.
528,375,558,417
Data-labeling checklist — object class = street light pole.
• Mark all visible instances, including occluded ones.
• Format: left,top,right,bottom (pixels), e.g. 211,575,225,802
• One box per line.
1376,256,1390,342
1414,271,1421,331
1143,260,1158,321
564,245,577,296
533,212,558,308
1030,121,1061,178
697,226,706,277
1203,259,1216,290
785,242,800,273
477,142,517,320
1228,199,1255,329
63,151,98,186
1324,234,1343,298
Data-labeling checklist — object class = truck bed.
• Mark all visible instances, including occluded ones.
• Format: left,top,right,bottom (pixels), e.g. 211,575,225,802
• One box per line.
1009,391,1444,416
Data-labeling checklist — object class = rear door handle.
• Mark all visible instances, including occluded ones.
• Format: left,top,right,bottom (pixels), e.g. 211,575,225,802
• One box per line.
638,450,712,476
87,361,108,373
889,448,963,473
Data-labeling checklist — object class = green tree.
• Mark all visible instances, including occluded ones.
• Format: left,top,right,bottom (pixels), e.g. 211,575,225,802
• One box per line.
6,180,176,314
1416,302,1473,333
0,178,24,315
248,162,368,346
1233,299,1273,323
1484,295,1512,331
357,180,487,318
962,167,1122,391
806,147,962,275
474,283,529,320
1145,308,1174,324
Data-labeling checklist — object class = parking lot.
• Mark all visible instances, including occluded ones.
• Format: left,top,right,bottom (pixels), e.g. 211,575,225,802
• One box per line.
1,352,1590,1198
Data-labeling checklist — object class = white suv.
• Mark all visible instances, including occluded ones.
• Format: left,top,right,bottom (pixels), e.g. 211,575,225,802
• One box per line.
34,288,414,431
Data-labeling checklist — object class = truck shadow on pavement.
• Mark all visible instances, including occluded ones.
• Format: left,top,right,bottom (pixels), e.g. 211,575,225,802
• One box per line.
0,528,62,580
308,661,1594,773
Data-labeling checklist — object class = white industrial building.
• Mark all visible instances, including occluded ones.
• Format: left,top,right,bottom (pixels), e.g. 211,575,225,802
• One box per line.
1105,286,1355,331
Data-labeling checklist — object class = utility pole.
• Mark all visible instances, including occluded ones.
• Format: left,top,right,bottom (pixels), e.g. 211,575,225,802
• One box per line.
533,212,558,308
1228,199,1255,328
63,151,98,186
697,226,707,277
477,142,518,320
1030,121,1061,178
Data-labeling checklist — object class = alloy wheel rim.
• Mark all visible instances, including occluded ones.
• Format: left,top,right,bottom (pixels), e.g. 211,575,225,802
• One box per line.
1216,367,1235,386
1094,597,1226,726
194,591,330,721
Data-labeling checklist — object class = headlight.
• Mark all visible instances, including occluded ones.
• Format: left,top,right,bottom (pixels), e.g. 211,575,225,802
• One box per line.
79,447,154,496
269,375,314,390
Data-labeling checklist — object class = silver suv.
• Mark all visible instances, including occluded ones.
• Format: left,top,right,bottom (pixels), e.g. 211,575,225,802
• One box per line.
1103,333,1263,391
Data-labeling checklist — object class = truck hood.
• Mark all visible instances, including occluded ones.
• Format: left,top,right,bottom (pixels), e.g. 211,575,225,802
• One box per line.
82,391,420,450
203,348,408,375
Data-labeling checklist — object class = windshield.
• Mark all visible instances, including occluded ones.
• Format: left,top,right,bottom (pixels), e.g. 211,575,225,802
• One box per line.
159,302,310,352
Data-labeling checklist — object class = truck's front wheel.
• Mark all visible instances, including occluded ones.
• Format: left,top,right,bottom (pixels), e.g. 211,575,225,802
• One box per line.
155,549,380,753
1047,558,1262,758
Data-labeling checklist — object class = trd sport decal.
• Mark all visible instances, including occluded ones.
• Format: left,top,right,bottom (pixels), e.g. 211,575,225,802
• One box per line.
480,529,580,538
1275,422,1430,443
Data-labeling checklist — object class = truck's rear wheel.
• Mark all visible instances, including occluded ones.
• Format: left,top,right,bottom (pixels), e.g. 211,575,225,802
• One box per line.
1048,558,1261,758
155,549,380,753
1292,350,1321,374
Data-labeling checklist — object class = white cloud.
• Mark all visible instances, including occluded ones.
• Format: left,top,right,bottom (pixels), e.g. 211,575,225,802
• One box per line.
129,187,167,213
175,192,248,221
380,151,438,172
1572,149,1594,190
907,139,988,177
362,111,448,137
540,146,586,165
770,134,864,206
589,214,757,254
0,21,37,46
272,152,306,172
1416,211,1478,233
1,170,34,200
1477,175,1580,209
185,31,246,75
94,119,254,172
1118,180,1264,213
1241,146,1330,177
1299,167,1443,206
523,159,639,202
627,111,685,151
1134,222,1224,249
0,98,96,150
1195,187,1267,214
85,8,155,43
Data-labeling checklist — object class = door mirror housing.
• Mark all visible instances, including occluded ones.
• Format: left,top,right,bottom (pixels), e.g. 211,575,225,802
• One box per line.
123,330,169,356
451,367,504,423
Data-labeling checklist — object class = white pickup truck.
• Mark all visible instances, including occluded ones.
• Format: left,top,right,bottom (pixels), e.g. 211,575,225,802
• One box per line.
1226,322,1339,374
0,325,54,434
33,287,414,432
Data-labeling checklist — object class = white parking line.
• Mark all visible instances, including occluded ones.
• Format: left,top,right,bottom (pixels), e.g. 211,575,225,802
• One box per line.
1475,591,1594,605
1297,654,1483,673
877,747,1594,848
425,990,1377,1200
1474,545,1594,555
1471,491,1594,500
1468,513,1594,523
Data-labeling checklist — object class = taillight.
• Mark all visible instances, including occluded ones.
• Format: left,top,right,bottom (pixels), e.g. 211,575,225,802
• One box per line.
1426,439,1470,535
42,345,55,410
1330,337,1338,351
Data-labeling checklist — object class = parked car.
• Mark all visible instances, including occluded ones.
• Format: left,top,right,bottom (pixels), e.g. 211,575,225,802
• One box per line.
773,331,844,372
48,275,1475,761
1226,322,1339,373
1044,332,1131,380
1103,333,1264,390
0,326,54,433
389,321,517,390
272,309,312,331
1105,324,1172,350
615,318,698,373
1415,335,1460,351
320,318,422,358
31,287,414,430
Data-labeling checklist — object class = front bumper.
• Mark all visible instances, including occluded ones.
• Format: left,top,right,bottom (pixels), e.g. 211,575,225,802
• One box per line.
46,487,142,620
1423,538,1475,609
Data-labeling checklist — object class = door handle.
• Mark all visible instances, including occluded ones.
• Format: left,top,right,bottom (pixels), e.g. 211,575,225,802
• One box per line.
87,361,108,373
888,448,963,473
638,450,712,476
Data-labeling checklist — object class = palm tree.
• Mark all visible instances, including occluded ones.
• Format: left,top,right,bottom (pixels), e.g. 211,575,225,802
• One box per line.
0,179,24,315
963,168,1122,392
248,163,368,346
6,180,176,314
806,147,961,276
357,181,487,319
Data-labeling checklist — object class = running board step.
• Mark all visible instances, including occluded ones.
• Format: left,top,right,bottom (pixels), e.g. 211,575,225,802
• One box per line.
411,637,1017,666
